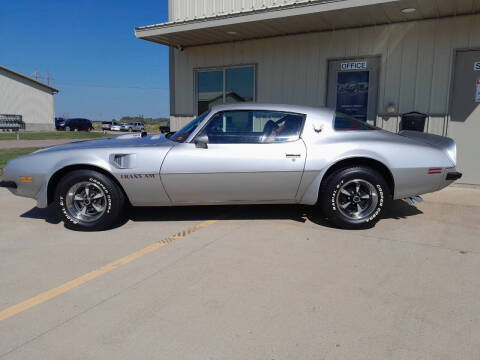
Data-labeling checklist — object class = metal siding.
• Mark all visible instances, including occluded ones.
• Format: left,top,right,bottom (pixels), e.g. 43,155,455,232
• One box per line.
172,14,480,135
0,70,55,130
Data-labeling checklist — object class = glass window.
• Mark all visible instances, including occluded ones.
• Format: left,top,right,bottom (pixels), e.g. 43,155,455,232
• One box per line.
196,66,255,115
170,111,209,143
334,112,377,131
197,71,223,115
196,110,304,144
225,67,254,103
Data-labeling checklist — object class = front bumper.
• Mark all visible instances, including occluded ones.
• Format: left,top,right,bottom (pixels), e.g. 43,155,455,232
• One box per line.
0,181,17,189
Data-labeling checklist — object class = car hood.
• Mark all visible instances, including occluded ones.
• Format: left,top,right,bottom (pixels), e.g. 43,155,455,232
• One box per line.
35,133,175,154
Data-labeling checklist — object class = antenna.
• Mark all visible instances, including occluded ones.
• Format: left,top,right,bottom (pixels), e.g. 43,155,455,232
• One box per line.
31,70,55,85
45,71,55,85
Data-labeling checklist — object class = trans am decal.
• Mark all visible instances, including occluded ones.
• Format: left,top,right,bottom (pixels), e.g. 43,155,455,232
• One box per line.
120,173,156,180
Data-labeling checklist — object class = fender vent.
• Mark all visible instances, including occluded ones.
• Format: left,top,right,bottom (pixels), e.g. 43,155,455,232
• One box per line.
111,154,136,169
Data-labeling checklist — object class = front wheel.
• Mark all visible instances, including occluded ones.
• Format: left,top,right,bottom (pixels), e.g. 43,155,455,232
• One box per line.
54,170,125,231
319,167,390,229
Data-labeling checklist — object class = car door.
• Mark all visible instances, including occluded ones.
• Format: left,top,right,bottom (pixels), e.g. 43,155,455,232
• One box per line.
161,110,307,204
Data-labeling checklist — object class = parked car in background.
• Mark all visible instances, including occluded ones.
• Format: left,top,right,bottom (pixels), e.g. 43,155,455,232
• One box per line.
159,125,170,133
56,118,93,132
101,121,119,131
121,122,145,132
55,117,66,130
0,104,462,231
110,123,124,131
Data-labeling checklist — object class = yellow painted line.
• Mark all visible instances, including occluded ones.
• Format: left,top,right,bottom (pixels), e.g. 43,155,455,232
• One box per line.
0,219,218,321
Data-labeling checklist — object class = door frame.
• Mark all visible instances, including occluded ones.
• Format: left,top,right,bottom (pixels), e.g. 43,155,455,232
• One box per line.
447,47,480,137
325,55,382,126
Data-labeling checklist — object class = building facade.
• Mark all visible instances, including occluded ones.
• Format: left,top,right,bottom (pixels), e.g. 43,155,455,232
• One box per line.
0,65,59,131
136,0,480,185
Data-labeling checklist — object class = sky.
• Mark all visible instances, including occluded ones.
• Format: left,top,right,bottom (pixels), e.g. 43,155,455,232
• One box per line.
0,0,170,121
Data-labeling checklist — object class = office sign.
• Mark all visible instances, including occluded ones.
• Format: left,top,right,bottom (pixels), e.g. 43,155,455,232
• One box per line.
341,61,367,71
475,62,480,71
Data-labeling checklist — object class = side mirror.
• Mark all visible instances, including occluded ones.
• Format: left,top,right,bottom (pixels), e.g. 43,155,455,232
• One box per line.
194,135,208,149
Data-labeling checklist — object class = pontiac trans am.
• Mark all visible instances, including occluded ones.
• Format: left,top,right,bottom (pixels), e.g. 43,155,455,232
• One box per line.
0,104,462,231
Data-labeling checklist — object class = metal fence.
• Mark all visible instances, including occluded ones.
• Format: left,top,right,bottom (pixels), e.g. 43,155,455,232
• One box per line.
0,114,25,131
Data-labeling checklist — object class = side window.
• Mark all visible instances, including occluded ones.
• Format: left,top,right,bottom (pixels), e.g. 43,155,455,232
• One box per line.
334,112,377,131
196,110,304,144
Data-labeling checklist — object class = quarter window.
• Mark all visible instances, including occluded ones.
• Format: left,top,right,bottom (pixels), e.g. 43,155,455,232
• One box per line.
334,112,377,131
196,110,304,144
196,66,255,115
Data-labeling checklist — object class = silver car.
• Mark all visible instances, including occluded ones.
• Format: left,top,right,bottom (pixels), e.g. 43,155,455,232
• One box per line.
0,104,461,231
101,121,119,131
121,122,145,132
110,123,124,131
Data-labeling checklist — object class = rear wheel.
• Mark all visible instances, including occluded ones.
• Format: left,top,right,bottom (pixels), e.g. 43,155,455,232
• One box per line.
54,170,125,231
319,166,389,229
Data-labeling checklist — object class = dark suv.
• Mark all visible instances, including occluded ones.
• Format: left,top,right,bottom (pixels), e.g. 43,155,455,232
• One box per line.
57,118,93,132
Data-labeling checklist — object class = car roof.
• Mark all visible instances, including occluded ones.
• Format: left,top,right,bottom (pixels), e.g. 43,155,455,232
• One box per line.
209,103,333,118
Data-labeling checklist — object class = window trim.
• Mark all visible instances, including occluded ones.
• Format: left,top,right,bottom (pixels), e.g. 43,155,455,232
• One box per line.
194,64,257,116
190,109,307,145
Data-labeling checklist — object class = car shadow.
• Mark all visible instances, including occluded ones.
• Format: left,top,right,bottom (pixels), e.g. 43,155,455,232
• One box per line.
20,199,423,230
381,199,423,220
20,205,62,224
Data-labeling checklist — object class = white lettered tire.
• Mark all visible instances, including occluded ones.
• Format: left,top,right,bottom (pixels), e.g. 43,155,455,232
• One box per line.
320,167,390,229
54,169,125,231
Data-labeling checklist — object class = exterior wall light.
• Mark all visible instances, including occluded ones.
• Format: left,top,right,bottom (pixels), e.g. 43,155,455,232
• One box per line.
386,103,397,115
401,8,417,14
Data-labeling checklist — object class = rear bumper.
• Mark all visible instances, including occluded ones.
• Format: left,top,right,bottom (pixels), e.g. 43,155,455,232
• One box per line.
446,172,462,181
0,181,17,189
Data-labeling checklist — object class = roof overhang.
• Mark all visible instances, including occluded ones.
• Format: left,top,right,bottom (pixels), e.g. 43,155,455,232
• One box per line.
135,0,480,48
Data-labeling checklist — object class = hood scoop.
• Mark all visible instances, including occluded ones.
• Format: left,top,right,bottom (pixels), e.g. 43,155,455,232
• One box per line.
116,131,148,140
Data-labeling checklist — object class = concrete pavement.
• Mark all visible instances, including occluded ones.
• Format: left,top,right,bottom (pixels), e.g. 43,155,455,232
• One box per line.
0,186,480,359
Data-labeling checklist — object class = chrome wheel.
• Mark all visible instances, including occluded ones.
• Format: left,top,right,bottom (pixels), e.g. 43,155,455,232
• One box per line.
335,179,378,221
65,181,107,222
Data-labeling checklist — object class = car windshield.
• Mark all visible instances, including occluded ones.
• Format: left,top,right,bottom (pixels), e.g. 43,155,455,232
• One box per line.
170,111,209,143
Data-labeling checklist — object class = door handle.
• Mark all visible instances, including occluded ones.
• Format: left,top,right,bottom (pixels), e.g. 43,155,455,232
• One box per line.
285,154,301,158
